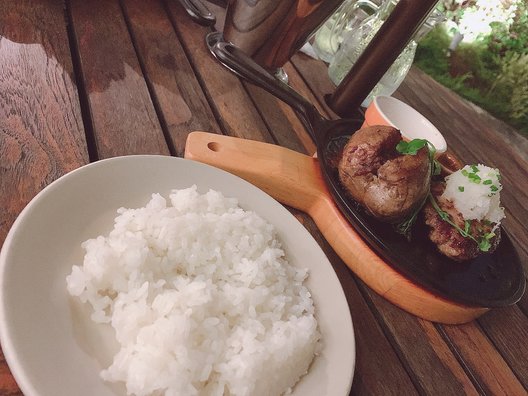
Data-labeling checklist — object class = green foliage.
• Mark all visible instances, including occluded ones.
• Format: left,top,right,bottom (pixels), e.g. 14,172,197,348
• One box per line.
484,2,528,56
414,24,528,135
437,0,476,26
453,42,494,87
490,52,528,120
414,25,450,76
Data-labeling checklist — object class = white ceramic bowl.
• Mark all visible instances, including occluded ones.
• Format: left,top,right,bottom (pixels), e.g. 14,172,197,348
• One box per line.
0,155,355,396
363,95,448,154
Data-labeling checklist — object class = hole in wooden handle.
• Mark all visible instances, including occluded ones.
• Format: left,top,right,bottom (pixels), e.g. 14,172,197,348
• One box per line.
207,141,220,152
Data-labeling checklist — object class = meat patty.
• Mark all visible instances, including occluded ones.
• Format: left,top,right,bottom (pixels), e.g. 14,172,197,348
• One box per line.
423,182,501,261
338,125,431,223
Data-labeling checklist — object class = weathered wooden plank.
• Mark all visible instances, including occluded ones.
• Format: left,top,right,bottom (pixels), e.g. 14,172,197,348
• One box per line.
292,213,419,395
69,0,169,158
0,0,89,394
121,0,221,156
476,304,528,390
361,286,479,395
165,0,274,143
441,321,527,394
242,77,316,154
291,53,340,119
0,0,89,245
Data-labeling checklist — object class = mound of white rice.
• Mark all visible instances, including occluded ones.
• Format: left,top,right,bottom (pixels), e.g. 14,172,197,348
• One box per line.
66,186,320,396
442,164,505,225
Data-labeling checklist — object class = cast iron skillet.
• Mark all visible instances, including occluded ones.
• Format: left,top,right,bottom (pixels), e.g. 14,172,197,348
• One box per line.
206,31,526,307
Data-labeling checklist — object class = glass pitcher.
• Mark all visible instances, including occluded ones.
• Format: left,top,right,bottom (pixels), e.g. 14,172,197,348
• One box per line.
328,0,444,106
312,0,379,63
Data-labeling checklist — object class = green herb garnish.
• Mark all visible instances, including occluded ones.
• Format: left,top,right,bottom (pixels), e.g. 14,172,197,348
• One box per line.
458,186,464,192
463,220,471,236
395,138,441,176
483,179,493,185
490,185,499,192
395,139,429,155
395,210,420,238
428,193,496,252
471,165,479,173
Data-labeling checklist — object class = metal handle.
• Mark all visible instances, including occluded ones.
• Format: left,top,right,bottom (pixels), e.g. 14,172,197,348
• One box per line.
178,0,216,27
206,32,323,139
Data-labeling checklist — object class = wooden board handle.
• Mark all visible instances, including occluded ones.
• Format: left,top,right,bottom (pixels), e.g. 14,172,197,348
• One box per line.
185,132,488,324
184,131,330,214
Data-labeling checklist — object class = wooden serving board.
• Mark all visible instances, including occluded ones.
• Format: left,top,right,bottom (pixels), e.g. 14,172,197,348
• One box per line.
184,131,489,324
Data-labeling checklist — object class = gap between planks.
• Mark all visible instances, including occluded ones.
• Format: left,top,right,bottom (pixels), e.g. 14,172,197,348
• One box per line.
64,0,99,162
118,0,178,157
162,0,230,138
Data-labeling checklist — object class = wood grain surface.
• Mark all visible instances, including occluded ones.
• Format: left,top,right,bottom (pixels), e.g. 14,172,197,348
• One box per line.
363,288,479,395
0,0,526,394
165,0,275,143
121,0,221,156
69,0,169,158
0,0,89,244
441,322,527,394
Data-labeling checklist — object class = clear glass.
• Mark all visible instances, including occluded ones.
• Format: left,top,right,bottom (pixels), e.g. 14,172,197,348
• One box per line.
328,0,444,106
327,11,384,85
312,0,378,63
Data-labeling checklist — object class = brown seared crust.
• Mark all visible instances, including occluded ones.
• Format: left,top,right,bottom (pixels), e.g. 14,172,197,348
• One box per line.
338,125,431,223
423,182,501,261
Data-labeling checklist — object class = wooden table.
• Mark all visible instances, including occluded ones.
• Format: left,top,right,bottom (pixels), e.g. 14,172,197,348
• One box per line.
1,1,527,394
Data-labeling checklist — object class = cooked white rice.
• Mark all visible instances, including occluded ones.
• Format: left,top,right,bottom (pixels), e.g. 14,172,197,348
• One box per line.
442,164,505,225
66,186,320,396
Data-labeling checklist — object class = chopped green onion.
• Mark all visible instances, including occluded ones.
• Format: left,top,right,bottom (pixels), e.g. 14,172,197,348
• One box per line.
458,186,465,192
490,185,499,192
471,165,479,173
483,179,493,185
468,173,481,184
461,169,469,177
